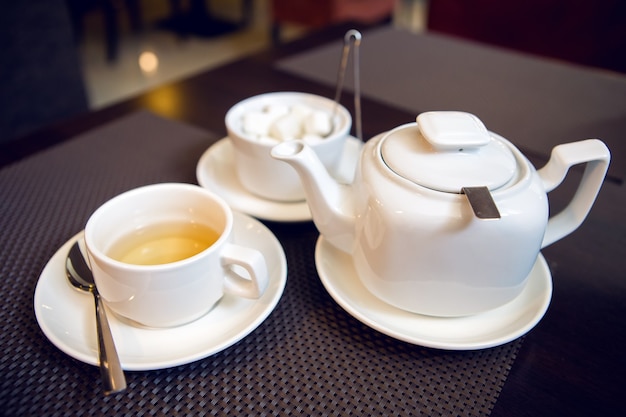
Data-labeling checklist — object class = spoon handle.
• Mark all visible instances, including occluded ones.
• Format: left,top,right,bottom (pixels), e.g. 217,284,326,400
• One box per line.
94,293,127,394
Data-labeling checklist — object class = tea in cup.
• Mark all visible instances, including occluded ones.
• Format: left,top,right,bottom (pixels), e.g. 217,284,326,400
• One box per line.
225,92,352,202
84,183,269,328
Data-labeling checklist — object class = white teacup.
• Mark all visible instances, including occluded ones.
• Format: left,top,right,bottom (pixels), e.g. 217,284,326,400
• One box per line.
225,91,352,202
84,183,269,328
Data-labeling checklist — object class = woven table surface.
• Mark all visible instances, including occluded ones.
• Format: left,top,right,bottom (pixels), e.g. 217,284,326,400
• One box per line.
0,111,522,416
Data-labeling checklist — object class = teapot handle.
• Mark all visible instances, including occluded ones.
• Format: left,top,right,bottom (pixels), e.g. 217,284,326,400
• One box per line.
538,139,610,248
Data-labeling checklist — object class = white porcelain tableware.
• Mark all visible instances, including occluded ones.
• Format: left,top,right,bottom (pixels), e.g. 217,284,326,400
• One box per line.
84,183,269,328
34,212,287,370
196,136,362,222
225,91,352,202
315,236,552,350
272,111,610,317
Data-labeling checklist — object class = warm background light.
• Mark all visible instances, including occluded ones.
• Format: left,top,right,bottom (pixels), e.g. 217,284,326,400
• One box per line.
139,51,159,73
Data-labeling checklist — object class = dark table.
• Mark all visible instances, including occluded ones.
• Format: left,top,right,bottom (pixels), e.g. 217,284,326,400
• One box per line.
1,24,624,416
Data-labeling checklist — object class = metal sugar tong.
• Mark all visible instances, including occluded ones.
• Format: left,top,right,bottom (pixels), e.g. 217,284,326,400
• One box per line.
333,29,362,141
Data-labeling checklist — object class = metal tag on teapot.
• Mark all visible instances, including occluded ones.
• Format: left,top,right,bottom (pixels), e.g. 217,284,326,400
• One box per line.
462,186,501,219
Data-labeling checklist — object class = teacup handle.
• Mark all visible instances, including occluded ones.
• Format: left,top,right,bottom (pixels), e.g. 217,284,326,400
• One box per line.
538,139,611,248
220,244,269,299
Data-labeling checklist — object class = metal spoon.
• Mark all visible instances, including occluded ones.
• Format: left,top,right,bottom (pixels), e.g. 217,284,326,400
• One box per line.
66,241,126,395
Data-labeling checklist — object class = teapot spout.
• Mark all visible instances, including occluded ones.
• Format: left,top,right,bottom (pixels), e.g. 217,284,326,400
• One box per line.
271,140,355,253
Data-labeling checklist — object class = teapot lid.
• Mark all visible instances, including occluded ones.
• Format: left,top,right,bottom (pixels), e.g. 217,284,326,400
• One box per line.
380,111,517,193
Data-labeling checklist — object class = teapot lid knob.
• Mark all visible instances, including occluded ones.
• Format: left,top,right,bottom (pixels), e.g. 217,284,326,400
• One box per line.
417,111,490,150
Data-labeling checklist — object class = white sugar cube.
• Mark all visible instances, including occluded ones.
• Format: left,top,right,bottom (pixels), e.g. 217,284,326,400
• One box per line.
304,110,332,137
241,102,334,143
290,103,314,120
242,111,274,136
269,114,303,140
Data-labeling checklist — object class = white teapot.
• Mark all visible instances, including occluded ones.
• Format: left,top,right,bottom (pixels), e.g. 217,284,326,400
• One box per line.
271,111,611,316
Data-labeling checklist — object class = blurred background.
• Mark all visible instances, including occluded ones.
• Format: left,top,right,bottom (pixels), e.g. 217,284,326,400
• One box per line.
72,0,415,109
1,0,624,143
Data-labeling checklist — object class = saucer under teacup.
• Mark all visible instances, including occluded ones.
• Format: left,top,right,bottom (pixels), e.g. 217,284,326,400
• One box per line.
314,236,552,350
196,137,362,222
34,212,287,370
